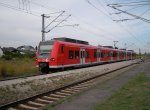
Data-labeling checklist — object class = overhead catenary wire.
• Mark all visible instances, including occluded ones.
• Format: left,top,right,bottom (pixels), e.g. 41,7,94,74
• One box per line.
112,0,150,5
44,11,65,29
0,2,40,17
105,0,148,47
107,5,150,23
86,0,145,45
87,0,149,53
46,14,72,33
3,0,128,46
28,0,123,45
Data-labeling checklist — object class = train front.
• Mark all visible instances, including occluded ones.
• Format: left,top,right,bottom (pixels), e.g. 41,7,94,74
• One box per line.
36,40,54,73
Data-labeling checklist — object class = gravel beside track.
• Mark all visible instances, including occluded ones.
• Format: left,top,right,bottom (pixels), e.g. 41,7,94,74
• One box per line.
0,60,138,86
0,60,139,106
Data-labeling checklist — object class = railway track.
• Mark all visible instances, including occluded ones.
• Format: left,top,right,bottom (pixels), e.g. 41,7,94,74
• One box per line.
0,62,139,110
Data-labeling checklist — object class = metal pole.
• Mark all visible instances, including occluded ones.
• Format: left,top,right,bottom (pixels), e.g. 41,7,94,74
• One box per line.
41,14,45,41
113,41,118,48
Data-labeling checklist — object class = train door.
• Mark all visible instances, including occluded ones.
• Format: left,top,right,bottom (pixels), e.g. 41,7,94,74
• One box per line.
111,51,113,61
80,48,85,65
117,51,120,61
97,49,100,62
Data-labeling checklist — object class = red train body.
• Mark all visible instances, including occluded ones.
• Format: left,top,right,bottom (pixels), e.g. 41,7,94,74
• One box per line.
36,37,136,73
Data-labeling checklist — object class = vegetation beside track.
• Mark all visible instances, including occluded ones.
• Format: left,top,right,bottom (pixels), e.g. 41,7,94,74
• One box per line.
93,73,150,110
0,58,38,79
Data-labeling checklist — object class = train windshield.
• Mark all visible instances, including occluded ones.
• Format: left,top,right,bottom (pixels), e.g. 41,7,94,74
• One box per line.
38,44,53,58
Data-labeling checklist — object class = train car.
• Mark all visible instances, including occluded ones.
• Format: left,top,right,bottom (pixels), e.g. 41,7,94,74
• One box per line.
100,46,113,63
36,37,97,72
36,37,135,73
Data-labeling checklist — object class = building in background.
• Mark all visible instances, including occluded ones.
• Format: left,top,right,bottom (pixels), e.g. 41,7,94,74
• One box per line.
17,45,35,54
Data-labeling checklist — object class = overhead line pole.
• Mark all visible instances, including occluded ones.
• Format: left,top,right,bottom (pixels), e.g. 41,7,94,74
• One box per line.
41,11,65,41
41,14,50,41
113,41,118,48
41,14,45,41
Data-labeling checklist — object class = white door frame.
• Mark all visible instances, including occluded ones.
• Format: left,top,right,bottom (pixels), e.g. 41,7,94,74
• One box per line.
97,49,100,62
80,48,85,64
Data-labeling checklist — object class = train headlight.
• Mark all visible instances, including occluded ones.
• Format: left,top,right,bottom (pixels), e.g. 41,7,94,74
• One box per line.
50,58,55,61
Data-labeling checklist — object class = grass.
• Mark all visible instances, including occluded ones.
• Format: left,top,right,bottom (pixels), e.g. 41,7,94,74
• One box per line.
93,73,150,110
0,58,38,78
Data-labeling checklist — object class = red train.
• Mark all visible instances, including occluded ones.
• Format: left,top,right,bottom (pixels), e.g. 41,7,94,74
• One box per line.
36,37,136,73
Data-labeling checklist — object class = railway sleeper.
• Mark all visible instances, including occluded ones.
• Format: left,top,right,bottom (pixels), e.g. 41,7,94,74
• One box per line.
77,83,94,87
55,92,71,96
67,88,82,91
70,86,88,90
35,98,53,104
65,88,81,92
7,108,18,110
43,96,59,101
73,85,90,88
50,94,66,98
80,81,93,85
18,104,38,110
27,101,45,107
61,90,77,94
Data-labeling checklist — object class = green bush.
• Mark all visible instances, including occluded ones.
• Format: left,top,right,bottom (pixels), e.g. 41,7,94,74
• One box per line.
2,54,12,60
2,51,35,60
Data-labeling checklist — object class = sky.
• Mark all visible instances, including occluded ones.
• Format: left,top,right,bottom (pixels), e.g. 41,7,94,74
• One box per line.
0,0,150,53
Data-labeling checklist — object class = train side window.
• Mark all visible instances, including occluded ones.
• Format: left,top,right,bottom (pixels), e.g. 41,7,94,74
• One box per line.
101,52,104,58
109,52,112,57
75,51,79,59
86,51,89,58
113,53,116,57
61,45,64,53
69,50,74,59
105,53,108,58
94,50,97,58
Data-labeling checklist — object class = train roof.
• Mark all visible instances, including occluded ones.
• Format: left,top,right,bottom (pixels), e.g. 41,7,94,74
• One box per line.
53,37,89,45
39,37,135,53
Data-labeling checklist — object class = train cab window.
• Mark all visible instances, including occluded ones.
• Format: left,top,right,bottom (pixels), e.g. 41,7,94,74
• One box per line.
75,51,79,59
69,50,74,59
86,51,89,58
61,45,64,53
